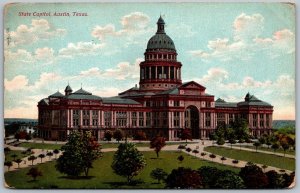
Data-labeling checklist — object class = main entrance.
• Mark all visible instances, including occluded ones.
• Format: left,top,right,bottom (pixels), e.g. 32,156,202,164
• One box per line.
184,106,200,139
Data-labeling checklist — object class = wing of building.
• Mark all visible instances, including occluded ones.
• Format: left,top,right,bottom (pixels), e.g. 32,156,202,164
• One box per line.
37,16,273,141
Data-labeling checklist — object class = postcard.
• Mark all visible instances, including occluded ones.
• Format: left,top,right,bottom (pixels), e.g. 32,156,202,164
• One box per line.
4,2,295,189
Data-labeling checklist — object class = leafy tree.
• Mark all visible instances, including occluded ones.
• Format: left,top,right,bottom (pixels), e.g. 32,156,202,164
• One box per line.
56,131,102,177
111,143,146,184
230,118,249,140
180,128,192,144
4,147,11,152
238,139,245,150
104,130,113,142
232,160,239,166
271,143,280,154
239,164,269,188
281,142,290,157
262,165,268,172
214,170,245,189
38,154,45,163
11,154,17,161
113,129,124,143
209,132,218,145
200,152,206,158
192,149,199,156
53,149,60,159
177,144,186,150
217,138,225,145
228,139,236,149
14,132,20,141
177,155,184,163
197,166,221,188
28,155,37,165
258,136,266,145
4,161,13,171
282,172,295,188
26,167,42,181
185,147,192,153
150,168,167,183
253,142,261,152
25,134,32,141
14,159,22,168
46,152,53,160
209,154,216,161
220,156,226,164
133,130,147,141
265,170,285,188
165,167,203,189
150,136,166,158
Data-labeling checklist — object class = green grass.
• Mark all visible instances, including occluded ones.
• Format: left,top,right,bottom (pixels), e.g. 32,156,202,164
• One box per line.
204,146,295,171
234,145,295,155
18,142,63,150
5,150,32,162
5,151,239,189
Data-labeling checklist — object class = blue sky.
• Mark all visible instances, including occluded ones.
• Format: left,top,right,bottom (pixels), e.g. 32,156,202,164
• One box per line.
4,3,295,120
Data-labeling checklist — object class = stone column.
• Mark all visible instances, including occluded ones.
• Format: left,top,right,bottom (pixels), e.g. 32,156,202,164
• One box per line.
155,66,158,80
89,110,92,127
80,110,83,126
70,109,73,128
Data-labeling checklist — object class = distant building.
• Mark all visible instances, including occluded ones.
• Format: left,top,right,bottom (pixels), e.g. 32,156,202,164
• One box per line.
37,16,273,141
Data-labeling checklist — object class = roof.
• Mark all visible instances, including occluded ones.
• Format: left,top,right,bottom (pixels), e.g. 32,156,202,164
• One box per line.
238,94,272,107
102,96,141,105
73,88,92,95
49,91,64,98
66,94,102,100
180,81,206,90
39,98,49,105
64,85,72,92
215,98,238,108
157,15,165,24
159,87,179,95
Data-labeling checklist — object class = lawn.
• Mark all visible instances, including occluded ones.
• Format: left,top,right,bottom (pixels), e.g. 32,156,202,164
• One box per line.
204,146,295,171
5,150,32,162
18,141,196,150
234,145,295,155
5,151,239,189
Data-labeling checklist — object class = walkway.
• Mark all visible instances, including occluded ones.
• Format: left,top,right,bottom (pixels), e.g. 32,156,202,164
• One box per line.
4,140,293,175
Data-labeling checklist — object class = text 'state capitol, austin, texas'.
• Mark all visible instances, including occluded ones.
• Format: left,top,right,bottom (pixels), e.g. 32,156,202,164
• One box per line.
37,16,273,141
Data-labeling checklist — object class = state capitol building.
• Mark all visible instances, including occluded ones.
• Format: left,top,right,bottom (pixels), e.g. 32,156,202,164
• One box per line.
38,16,273,141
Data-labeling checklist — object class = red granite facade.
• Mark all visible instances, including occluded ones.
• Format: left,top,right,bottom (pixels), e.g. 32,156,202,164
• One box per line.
37,16,273,141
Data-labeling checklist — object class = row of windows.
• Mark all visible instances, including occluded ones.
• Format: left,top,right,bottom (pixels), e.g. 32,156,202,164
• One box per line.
145,54,177,60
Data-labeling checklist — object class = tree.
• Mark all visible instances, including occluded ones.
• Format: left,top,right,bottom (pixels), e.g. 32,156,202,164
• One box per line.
232,159,239,166
281,142,290,157
271,143,280,154
150,168,167,183
26,167,42,181
133,130,147,141
180,128,192,144
4,161,13,171
14,132,20,141
113,129,124,143
192,149,199,156
46,152,53,160
177,155,184,163
185,147,192,153
220,156,226,164
217,138,225,146
28,155,37,165
4,147,11,152
104,130,113,142
214,170,245,189
165,167,203,189
53,149,60,159
56,131,102,177
11,154,17,161
209,154,216,161
150,136,166,158
197,166,221,188
253,142,261,152
111,143,146,184
200,152,206,158
238,139,245,150
25,134,32,141
230,118,250,140
265,170,285,188
209,132,218,146
228,139,236,149
239,164,269,188
262,165,268,172
38,154,45,163
14,159,22,168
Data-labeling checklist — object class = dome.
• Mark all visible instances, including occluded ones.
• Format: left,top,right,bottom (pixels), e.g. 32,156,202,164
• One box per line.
65,85,72,92
146,16,176,52
146,34,176,51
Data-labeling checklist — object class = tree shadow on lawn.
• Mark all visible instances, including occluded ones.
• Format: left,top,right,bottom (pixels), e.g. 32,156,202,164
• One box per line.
104,179,144,188
58,176,95,180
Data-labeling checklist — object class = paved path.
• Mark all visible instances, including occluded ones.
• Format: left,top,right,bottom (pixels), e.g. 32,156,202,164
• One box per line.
4,140,294,175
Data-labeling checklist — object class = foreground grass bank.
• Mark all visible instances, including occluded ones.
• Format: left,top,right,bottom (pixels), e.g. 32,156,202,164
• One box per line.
204,146,295,171
5,151,238,189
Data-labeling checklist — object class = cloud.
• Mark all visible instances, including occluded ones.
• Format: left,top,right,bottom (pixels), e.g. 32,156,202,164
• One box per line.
79,67,101,77
4,75,29,92
196,67,229,84
58,41,106,58
189,13,294,61
91,12,150,40
4,72,62,92
6,19,66,46
35,47,54,61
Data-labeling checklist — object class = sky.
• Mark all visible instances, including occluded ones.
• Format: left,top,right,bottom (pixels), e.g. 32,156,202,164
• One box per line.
4,3,295,120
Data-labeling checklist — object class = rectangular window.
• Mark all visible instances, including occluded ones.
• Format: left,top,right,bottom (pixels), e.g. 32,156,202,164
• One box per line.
205,112,211,127
104,111,112,127
174,101,180,107
146,112,151,127
173,112,180,127
116,111,127,127
139,112,144,127
92,119,98,126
